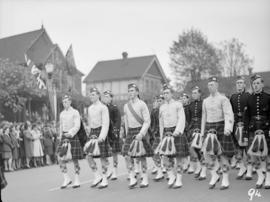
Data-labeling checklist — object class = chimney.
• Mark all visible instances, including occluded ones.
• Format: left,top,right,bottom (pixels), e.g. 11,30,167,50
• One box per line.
122,52,128,59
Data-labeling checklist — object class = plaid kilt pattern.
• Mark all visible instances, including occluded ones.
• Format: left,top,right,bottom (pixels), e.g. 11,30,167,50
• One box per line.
205,121,236,158
57,134,83,160
247,120,270,155
232,122,246,150
187,120,201,143
152,131,161,151
164,127,189,158
122,127,153,157
89,127,112,158
109,137,123,154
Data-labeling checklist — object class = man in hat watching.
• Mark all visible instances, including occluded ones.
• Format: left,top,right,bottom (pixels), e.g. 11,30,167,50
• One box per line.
244,74,270,189
229,76,250,179
122,83,153,188
201,76,235,190
102,90,121,180
159,84,188,188
187,86,207,180
58,94,83,189
86,87,111,189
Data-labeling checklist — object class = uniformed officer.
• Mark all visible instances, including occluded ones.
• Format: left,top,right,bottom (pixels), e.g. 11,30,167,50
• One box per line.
86,87,111,189
187,86,207,180
102,90,121,180
230,76,250,179
201,77,235,190
58,94,83,189
159,84,188,188
149,95,165,181
122,83,153,188
244,74,270,189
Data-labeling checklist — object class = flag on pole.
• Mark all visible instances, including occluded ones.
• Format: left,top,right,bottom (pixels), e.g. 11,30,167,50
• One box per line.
24,54,46,89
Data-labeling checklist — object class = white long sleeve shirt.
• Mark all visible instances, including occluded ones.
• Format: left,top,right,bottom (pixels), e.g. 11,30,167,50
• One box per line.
59,106,81,138
88,100,109,140
201,92,234,134
159,99,185,138
124,98,150,136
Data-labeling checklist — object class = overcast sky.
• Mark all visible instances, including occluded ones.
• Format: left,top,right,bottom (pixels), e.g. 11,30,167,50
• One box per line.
0,0,270,79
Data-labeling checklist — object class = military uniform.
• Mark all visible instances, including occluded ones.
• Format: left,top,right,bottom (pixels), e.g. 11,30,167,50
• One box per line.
244,90,270,188
107,103,121,154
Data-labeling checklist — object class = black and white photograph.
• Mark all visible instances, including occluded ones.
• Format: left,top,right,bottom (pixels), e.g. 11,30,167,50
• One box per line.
0,0,270,201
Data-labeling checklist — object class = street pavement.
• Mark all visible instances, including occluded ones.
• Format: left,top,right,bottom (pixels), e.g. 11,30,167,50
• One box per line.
2,157,270,202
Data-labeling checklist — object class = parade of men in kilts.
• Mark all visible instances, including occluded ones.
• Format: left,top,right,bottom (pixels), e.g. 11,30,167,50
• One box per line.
149,95,165,181
244,74,270,189
201,77,235,190
159,84,189,189
58,94,84,189
229,76,251,180
186,86,207,180
85,87,111,189
122,83,153,188
102,90,122,180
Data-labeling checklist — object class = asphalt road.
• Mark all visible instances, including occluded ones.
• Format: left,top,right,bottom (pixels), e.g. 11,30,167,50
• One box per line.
2,157,270,202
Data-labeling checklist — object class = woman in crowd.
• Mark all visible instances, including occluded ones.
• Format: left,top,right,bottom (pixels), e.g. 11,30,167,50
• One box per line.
9,124,20,170
42,124,54,165
24,121,33,168
1,125,14,171
31,123,44,167
18,124,26,168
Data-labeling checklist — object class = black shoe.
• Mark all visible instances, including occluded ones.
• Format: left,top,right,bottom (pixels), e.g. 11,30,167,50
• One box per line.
154,176,164,182
129,181,138,189
91,178,102,188
220,186,229,190
60,181,72,189
173,185,182,189
140,183,149,188
194,173,200,179
264,185,270,189
256,184,263,189
98,184,108,189
209,177,220,189
110,176,117,181
188,171,194,174
107,172,112,179
198,176,206,181
236,171,247,180
245,176,253,181
72,185,80,189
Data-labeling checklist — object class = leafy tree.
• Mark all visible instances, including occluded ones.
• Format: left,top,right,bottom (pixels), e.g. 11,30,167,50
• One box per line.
169,28,221,90
0,59,46,116
218,38,253,76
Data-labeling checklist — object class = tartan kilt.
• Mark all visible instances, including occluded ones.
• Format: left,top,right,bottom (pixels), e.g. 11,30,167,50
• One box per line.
57,134,84,160
89,127,112,158
122,127,153,157
109,137,123,154
248,129,270,155
164,127,189,158
152,131,161,151
205,121,236,158
187,121,201,143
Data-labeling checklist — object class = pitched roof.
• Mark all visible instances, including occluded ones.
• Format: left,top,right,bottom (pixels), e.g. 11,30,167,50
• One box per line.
83,55,161,83
0,29,44,63
184,71,270,97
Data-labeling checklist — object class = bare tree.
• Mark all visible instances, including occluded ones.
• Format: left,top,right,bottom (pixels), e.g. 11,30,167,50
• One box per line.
219,38,253,77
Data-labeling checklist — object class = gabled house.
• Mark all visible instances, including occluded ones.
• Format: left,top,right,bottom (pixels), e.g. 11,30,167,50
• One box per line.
0,26,85,121
83,52,167,105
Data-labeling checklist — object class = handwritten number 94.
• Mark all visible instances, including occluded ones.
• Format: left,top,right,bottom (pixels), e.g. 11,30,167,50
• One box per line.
248,188,261,201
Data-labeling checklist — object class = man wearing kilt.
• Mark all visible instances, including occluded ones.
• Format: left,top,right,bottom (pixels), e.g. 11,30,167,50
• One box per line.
201,77,235,190
122,83,153,188
102,90,122,180
58,94,84,189
149,95,165,181
86,87,111,189
230,76,250,180
244,74,270,189
187,86,207,180
159,84,188,189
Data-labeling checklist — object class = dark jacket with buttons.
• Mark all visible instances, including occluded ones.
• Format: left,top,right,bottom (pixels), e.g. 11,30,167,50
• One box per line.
230,90,250,123
107,103,121,141
244,91,270,134
187,99,203,130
